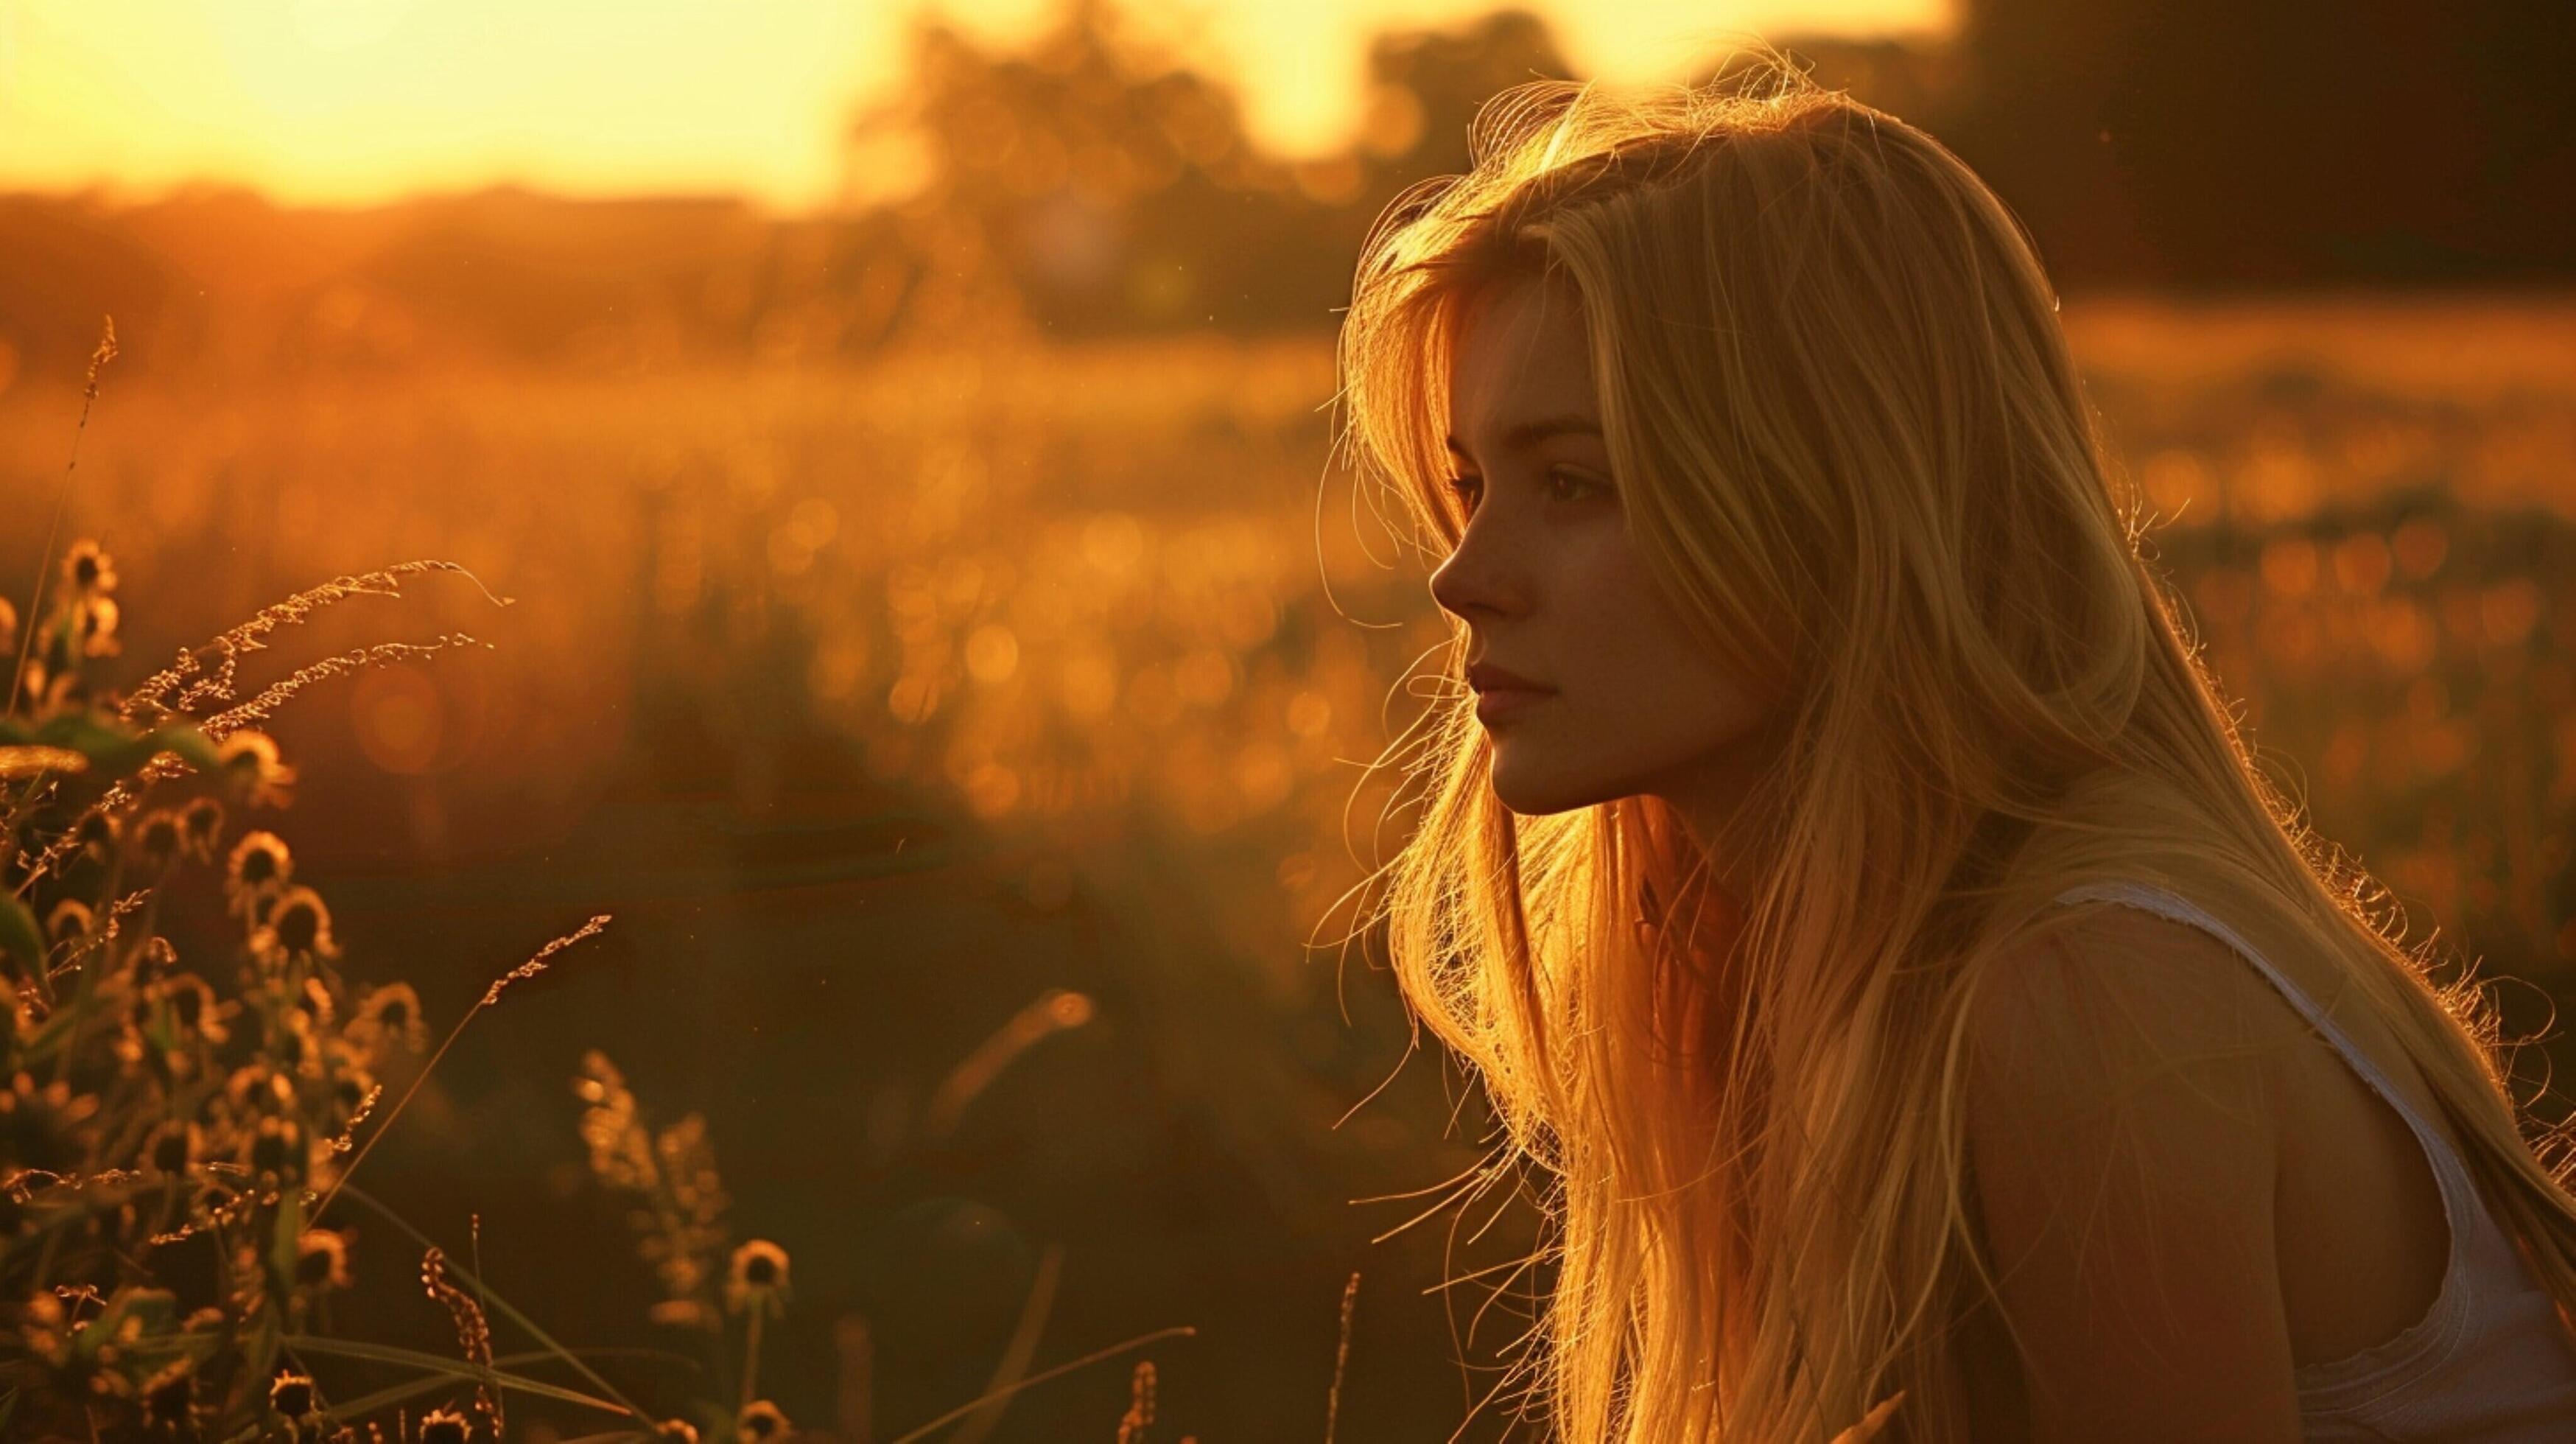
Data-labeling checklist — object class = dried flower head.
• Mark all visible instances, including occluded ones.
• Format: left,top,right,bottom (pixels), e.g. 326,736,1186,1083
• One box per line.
726,1238,792,1316
73,810,118,864
135,933,179,986
654,1421,702,1444
225,1062,296,1115
130,807,186,874
1,1070,103,1177
142,1118,201,1177
268,1369,317,1420
246,1114,308,1181
156,973,229,1045
251,884,340,967
224,829,293,916
179,796,225,863
217,730,297,810
418,1406,473,1444
295,1228,354,1291
43,898,93,947
736,1401,790,1443
64,539,117,597
348,982,427,1058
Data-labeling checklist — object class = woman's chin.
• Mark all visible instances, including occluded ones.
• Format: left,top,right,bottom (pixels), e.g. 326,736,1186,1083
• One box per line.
1488,760,1604,818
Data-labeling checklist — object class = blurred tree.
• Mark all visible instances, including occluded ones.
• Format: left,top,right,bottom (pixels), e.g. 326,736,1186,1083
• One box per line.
864,0,1294,340
851,0,1581,340
1355,8,1578,185
1948,0,2576,284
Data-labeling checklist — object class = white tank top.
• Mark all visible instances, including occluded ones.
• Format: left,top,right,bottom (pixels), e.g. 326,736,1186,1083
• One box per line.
2052,880,2576,1440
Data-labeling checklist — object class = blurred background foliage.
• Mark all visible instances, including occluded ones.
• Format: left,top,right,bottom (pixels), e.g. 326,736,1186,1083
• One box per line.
4,0,2570,381
3,0,2573,1438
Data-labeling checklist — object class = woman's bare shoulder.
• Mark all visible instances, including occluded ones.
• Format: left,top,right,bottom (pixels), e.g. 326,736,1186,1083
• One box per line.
1965,900,2309,1113
1956,904,2306,1440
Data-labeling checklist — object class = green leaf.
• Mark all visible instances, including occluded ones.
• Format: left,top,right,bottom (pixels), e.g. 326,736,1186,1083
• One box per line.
19,710,224,782
323,1349,681,1431
331,1182,656,1424
147,721,225,776
271,1188,304,1294
0,894,41,975
277,1336,635,1415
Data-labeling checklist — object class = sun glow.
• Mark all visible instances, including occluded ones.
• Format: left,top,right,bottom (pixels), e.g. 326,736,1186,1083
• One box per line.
0,0,1947,211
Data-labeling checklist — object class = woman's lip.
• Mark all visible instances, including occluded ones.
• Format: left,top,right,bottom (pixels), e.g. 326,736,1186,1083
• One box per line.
1474,687,1554,725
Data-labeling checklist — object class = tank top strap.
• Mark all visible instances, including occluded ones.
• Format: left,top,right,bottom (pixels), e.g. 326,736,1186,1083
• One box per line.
2046,878,2494,1399
2046,879,2432,1134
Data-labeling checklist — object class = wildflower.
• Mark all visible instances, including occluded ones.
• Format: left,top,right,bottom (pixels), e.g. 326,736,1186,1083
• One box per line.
76,593,121,658
142,1118,201,1177
1,1070,102,1176
348,982,427,1059
295,1229,354,1291
225,1062,297,1116
159,974,229,1045
269,1369,317,1421
73,810,118,864
63,539,117,597
250,884,340,968
418,1406,473,1444
217,730,296,809
655,1421,702,1444
736,1401,790,1443
44,897,93,947
129,806,186,875
179,796,225,863
246,1114,307,1182
726,1238,793,1316
136,933,178,986
225,830,293,917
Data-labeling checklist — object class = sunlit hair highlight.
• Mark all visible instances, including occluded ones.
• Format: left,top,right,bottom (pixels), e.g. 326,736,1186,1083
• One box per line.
1330,53,2576,1442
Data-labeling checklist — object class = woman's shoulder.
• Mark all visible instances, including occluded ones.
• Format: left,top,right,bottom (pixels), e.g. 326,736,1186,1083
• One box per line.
1969,894,2312,1094
1960,898,2311,1189
1956,900,2312,1436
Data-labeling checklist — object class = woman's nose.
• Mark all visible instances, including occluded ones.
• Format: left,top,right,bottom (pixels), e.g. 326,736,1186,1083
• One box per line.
1429,521,1527,623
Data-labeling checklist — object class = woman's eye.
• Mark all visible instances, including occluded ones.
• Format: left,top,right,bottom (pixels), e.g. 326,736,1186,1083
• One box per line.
1547,468,1606,502
1445,469,1605,516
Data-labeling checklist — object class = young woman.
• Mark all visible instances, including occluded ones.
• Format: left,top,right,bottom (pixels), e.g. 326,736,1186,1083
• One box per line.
1332,60,2576,1443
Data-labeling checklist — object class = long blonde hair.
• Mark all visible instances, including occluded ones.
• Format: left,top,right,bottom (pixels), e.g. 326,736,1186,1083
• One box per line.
1331,58,2576,1441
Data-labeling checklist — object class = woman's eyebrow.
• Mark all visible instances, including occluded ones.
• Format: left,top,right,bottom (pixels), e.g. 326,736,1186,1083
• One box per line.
1445,413,1604,460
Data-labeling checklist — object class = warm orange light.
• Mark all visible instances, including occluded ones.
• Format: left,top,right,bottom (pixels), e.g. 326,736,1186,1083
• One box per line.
0,0,1948,211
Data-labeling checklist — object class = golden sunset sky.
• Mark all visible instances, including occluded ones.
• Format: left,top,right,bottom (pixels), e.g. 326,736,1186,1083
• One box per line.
0,0,1946,211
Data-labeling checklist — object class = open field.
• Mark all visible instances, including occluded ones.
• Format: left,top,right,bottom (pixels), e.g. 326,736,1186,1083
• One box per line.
5,292,2573,1436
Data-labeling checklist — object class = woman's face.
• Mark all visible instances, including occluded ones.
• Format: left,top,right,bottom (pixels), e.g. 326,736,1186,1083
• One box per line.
1431,276,1783,832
